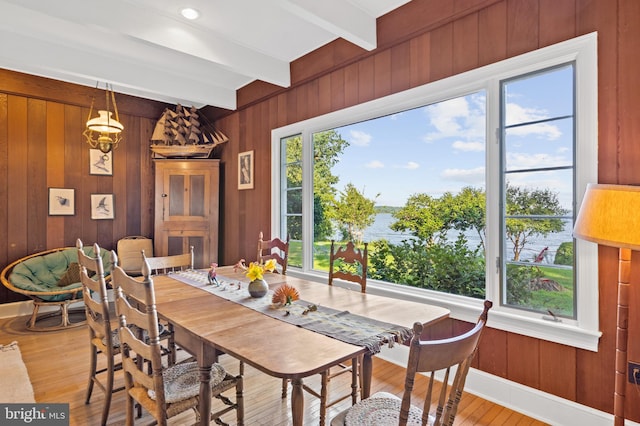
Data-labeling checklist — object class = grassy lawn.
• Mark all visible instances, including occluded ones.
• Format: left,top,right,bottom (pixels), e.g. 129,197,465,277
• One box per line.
529,265,574,316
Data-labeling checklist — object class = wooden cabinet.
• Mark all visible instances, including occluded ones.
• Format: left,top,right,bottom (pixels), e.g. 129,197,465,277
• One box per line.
154,160,219,269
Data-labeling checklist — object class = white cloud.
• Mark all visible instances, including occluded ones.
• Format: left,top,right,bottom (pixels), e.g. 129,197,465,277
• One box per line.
505,103,562,140
350,130,372,146
392,161,420,170
441,167,485,184
366,160,384,169
423,94,485,142
506,152,568,169
452,140,484,152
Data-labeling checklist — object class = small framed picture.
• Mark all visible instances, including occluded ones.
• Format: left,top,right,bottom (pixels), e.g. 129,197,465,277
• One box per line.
48,188,75,216
89,149,113,175
238,150,254,190
91,194,115,220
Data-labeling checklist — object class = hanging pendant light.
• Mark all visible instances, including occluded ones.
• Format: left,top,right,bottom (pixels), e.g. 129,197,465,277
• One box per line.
83,82,124,153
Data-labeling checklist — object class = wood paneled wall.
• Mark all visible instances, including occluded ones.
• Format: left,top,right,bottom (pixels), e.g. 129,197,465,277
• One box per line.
214,0,640,420
0,69,167,303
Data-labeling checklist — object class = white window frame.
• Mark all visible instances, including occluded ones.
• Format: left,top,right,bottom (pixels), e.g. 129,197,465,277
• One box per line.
271,32,600,351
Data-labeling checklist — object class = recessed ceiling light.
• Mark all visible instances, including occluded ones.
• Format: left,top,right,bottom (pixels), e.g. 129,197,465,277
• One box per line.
180,7,200,20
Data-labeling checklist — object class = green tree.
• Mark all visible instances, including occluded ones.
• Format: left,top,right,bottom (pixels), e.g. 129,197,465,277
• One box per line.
390,187,486,247
313,131,349,239
505,185,567,261
331,183,379,244
390,193,445,244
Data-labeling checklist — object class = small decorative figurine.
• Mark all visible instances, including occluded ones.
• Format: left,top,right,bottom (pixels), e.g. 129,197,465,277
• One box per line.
208,262,219,286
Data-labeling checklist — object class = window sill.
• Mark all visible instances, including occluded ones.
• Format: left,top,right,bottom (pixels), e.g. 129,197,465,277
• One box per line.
287,269,602,352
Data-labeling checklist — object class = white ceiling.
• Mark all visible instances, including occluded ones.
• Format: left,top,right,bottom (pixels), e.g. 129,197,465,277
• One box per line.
0,0,411,110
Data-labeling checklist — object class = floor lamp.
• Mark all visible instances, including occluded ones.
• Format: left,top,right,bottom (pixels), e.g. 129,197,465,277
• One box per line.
573,183,640,426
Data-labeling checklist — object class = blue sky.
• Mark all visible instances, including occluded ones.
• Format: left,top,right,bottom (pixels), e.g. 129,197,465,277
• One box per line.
327,64,574,209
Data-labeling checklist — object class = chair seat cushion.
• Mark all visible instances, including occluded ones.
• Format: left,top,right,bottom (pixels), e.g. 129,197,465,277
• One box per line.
148,361,227,403
345,392,427,426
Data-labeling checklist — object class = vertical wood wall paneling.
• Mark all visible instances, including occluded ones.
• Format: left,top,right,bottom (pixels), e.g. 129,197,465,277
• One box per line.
125,114,143,238
373,49,392,100
506,0,540,57
409,32,431,88
357,56,376,105
453,12,480,74
429,23,454,82
344,62,360,108
617,0,640,418
317,74,332,117
330,68,346,113
68,105,93,247
139,118,155,238
507,333,540,388
478,1,508,67
539,339,577,401
252,101,269,254
477,327,508,378
574,0,619,414
26,99,47,254
539,0,576,47
617,0,640,186
0,93,12,301
390,42,412,95
219,112,240,264
305,79,321,122
7,96,28,261
46,102,65,249
577,246,618,412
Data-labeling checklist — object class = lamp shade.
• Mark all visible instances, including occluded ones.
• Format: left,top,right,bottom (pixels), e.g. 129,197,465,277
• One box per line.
573,183,640,250
86,110,123,134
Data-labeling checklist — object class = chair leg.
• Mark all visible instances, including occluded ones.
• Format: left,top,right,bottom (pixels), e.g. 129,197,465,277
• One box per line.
60,302,70,327
27,303,40,330
236,376,244,426
101,348,116,426
85,344,97,404
319,371,329,426
281,378,288,399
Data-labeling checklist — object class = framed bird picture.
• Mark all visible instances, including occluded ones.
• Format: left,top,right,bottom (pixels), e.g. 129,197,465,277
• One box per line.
89,149,113,175
48,188,75,216
90,193,115,220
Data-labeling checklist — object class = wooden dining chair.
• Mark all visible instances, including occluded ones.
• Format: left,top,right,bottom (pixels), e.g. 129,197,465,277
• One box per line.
257,231,290,274
76,239,121,426
328,240,368,293
281,240,369,425
111,254,244,426
141,247,196,366
331,300,493,426
142,246,194,275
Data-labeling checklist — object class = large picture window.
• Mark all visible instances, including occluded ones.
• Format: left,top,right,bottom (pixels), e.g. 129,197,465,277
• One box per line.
271,33,599,350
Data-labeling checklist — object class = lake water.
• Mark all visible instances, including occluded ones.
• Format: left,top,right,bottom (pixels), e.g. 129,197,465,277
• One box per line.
359,213,573,265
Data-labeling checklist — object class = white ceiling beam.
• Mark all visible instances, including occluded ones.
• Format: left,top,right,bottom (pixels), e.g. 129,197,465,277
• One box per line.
0,0,291,89
0,30,238,108
279,0,377,51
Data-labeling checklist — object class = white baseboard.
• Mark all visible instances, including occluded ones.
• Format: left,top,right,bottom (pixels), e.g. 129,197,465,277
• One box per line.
377,344,637,426
0,300,85,319
0,300,45,319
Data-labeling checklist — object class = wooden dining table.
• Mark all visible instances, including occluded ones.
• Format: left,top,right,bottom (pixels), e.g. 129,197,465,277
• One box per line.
151,266,449,426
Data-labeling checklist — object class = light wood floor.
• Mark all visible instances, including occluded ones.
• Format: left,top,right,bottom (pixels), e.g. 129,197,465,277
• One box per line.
0,313,548,425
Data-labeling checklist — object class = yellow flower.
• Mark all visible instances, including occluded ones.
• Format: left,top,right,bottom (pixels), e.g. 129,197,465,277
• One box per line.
263,259,277,272
242,259,278,281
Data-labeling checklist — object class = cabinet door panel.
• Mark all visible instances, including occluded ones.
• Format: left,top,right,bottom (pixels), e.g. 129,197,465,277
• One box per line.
154,160,219,268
